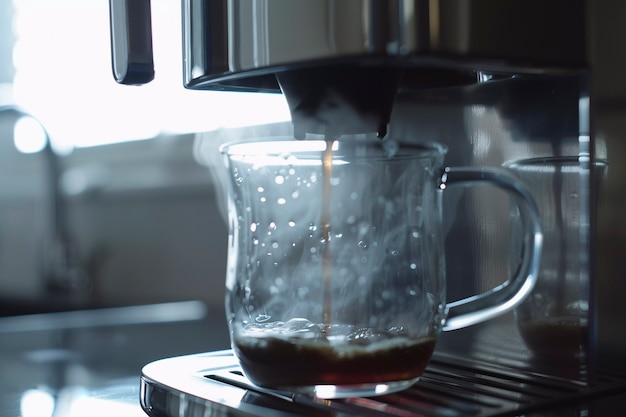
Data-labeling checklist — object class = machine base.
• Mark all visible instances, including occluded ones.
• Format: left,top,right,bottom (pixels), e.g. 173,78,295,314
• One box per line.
140,349,626,417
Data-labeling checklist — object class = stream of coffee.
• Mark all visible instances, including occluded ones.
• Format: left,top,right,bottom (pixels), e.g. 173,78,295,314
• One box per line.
321,139,335,329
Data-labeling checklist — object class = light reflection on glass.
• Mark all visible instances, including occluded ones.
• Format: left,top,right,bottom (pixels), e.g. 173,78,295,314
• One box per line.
227,140,344,167
314,385,336,399
374,384,389,395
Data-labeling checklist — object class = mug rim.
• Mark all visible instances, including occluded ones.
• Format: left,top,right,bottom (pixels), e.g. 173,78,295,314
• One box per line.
504,156,608,168
219,136,448,161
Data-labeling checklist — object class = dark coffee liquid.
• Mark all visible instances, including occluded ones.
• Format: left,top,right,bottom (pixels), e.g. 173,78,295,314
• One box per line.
518,316,585,358
233,326,437,389
518,317,586,380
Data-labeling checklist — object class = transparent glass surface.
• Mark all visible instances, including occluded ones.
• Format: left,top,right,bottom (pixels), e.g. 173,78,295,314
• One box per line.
220,138,541,398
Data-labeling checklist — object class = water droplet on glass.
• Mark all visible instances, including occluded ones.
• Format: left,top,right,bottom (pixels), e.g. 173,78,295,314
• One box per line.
260,197,267,203
233,168,244,186
250,223,257,232
277,197,286,205
291,190,300,199
269,222,277,230
357,241,368,249
244,321,284,334
308,223,317,231
271,241,279,249
275,175,285,184
288,221,296,227
410,262,417,270
350,192,358,201
346,327,379,344
283,318,320,338
256,314,271,323
257,186,264,193
388,326,408,336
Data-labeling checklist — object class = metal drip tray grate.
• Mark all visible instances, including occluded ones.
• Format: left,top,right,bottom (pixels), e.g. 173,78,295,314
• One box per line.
140,350,626,417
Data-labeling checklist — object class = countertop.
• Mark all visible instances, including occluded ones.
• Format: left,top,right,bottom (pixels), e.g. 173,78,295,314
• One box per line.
0,301,230,417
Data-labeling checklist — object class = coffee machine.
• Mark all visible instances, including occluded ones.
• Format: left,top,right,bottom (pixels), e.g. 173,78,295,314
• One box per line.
109,0,626,415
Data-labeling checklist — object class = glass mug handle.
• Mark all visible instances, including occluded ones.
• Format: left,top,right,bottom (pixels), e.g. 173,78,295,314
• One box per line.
439,166,543,331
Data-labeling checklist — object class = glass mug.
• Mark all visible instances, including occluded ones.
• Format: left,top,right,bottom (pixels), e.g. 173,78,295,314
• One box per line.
506,157,606,369
220,138,542,399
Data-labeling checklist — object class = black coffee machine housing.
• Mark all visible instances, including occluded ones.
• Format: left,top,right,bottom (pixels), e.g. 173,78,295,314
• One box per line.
109,0,625,401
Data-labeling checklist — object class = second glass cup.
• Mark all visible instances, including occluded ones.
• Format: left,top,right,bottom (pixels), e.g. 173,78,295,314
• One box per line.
221,138,542,399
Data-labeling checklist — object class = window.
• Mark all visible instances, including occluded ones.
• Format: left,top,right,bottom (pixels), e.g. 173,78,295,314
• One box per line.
8,0,290,152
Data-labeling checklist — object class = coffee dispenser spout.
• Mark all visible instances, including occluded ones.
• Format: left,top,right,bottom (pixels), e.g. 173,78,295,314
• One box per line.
276,65,402,139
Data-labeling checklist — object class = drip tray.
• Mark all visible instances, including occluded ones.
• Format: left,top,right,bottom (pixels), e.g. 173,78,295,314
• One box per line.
140,350,626,417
